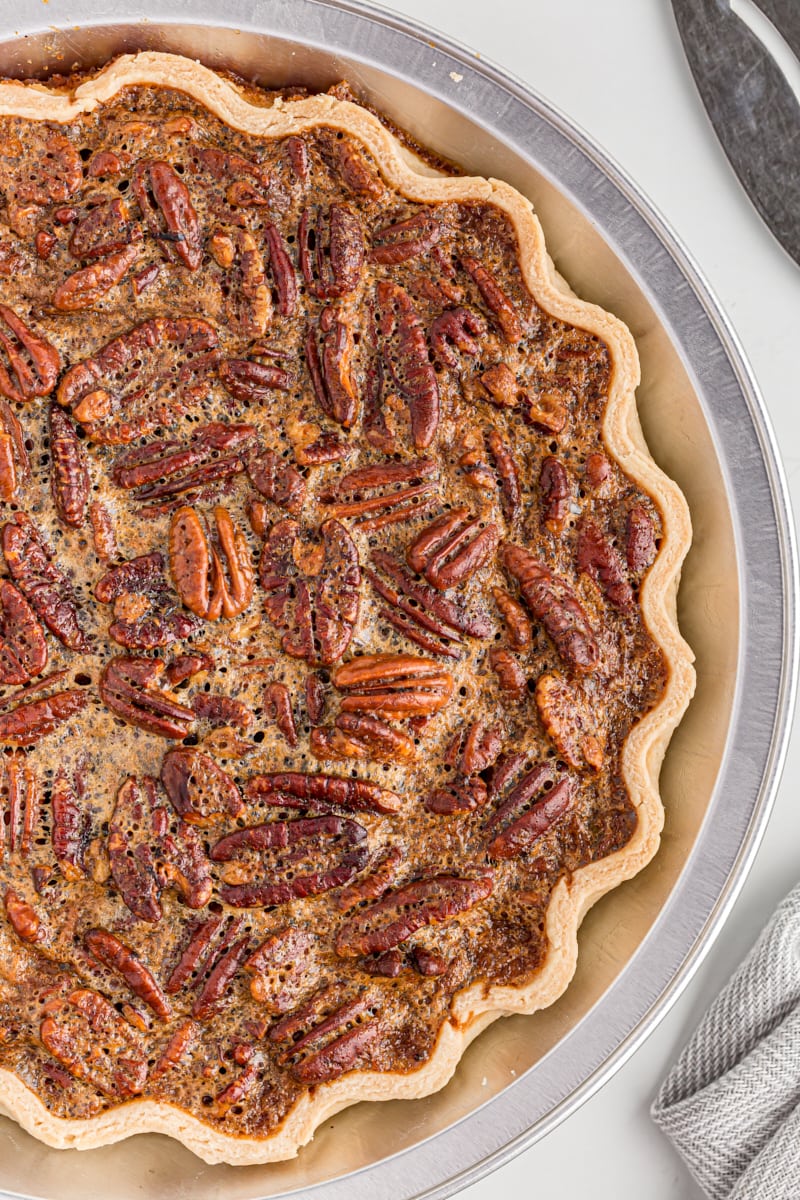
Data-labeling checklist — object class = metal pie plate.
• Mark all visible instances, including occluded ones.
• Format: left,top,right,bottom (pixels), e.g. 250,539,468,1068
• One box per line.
0,3,795,1198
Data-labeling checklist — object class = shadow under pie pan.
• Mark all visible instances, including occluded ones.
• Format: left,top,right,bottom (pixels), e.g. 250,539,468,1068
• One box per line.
0,1,796,1198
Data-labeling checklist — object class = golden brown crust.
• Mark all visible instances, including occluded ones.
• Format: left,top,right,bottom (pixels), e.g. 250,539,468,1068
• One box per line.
0,51,694,1164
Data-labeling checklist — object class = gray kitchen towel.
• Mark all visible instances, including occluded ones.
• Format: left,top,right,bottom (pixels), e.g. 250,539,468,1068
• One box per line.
652,883,800,1199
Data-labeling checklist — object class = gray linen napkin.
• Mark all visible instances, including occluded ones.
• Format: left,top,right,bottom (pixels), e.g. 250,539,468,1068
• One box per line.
652,884,800,1199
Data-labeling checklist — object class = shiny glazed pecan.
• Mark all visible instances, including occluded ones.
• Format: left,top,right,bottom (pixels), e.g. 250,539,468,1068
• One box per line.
0,398,29,502
335,873,493,957
2,515,91,653
3,889,43,944
311,712,415,763
489,647,527,701
53,243,140,311
375,280,439,448
0,305,60,403
132,160,203,270
259,518,360,665
170,505,254,622
576,521,634,609
366,550,491,658
371,210,442,264
535,671,604,771
1,753,41,860
246,446,306,514
269,987,382,1083
492,586,532,649
334,653,453,717
49,405,90,528
218,350,294,402
264,222,298,316
305,308,358,428
406,508,499,590
320,458,439,530
57,317,219,444
299,203,365,299
502,544,600,673
111,421,256,510
39,989,148,1099
85,929,172,1021
95,553,200,650
429,306,486,367
51,768,90,881
108,775,211,922
245,771,402,815
462,256,523,343
540,457,571,535
161,748,243,826
0,581,47,686
99,656,195,739
485,766,575,860
68,198,140,259
211,227,270,339
211,814,369,908
0,689,87,747
263,682,298,747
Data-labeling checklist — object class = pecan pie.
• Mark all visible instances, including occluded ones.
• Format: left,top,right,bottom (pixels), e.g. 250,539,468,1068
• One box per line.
0,53,694,1164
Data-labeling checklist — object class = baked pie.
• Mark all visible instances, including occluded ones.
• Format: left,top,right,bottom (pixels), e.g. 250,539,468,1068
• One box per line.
0,53,694,1163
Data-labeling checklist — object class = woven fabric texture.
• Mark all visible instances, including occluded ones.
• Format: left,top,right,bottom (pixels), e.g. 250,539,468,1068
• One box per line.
652,883,800,1199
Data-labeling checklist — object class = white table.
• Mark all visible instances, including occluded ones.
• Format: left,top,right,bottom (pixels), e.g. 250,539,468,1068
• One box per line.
375,1,800,1196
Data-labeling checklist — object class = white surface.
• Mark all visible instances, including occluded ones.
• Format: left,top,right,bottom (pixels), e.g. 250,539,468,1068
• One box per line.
372,1,800,1197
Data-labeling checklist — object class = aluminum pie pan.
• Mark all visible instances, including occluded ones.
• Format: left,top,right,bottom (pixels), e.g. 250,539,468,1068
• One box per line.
0,3,795,1198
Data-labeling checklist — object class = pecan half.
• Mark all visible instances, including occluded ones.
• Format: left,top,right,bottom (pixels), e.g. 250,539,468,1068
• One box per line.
540,457,571,535
576,521,634,609
489,647,527,701
218,350,293,402
48,405,90,528
0,398,29,502
263,682,298,747
88,502,118,562
68,198,140,259
161,748,243,826
2,515,91,652
245,771,402,815
299,204,365,299
334,653,453,717
406,508,499,590
166,915,223,994
193,146,287,211
53,244,140,311
462,256,523,343
430,307,486,367
479,363,520,408
311,712,415,763
269,987,382,1083
191,933,251,1019
170,505,254,622
320,458,439,530
95,553,199,650
335,847,403,909
246,446,306,514
245,928,317,1012
192,692,254,731
502,544,600,673
150,1019,199,1081
111,421,256,512
1,753,41,859
0,580,47,686
57,317,219,444
40,989,148,1099
424,777,489,815
306,308,358,428
85,930,171,1021
3,889,43,944
212,227,270,339
99,656,195,739
371,210,442,264
366,550,491,657
335,873,493,957
132,160,203,270
459,718,505,775
375,280,439,448
0,689,86,747
525,387,570,433
211,815,369,908
487,429,522,524
485,764,575,860
535,671,604,771
492,586,532,649
626,505,658,572
108,775,211,922
264,222,298,317
259,518,360,665
51,768,90,880
0,305,60,403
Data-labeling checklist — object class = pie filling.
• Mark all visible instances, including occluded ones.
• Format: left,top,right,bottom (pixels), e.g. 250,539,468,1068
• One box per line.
0,74,665,1140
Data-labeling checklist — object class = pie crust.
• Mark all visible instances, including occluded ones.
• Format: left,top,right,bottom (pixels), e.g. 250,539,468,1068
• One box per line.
0,52,695,1164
